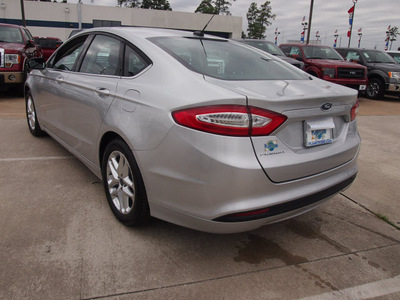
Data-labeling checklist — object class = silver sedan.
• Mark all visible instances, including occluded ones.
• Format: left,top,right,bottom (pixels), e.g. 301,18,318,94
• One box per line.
25,27,360,233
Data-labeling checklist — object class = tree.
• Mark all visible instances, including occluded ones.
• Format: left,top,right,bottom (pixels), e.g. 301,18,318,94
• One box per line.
195,0,235,15
118,0,141,7
140,0,172,10
214,0,235,15
246,1,275,39
195,0,215,14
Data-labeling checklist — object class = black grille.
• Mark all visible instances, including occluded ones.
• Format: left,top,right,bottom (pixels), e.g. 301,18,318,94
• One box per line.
337,68,364,79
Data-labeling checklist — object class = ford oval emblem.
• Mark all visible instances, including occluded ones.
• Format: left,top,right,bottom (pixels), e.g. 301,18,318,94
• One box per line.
321,103,332,111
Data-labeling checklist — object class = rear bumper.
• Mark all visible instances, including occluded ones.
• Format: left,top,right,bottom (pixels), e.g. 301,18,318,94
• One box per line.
0,71,24,85
137,124,360,234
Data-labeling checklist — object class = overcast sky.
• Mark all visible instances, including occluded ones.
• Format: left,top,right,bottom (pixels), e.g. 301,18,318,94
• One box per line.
68,0,400,50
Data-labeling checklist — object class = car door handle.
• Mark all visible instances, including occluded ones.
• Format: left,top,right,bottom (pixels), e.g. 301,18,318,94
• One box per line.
95,88,110,96
56,76,64,83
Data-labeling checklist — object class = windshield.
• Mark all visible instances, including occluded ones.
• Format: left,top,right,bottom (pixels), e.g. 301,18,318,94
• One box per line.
239,40,285,56
388,53,400,64
0,26,24,43
303,46,344,60
361,50,396,64
150,37,307,81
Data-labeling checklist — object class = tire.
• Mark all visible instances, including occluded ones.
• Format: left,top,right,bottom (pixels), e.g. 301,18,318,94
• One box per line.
25,91,46,137
366,78,385,100
101,139,150,227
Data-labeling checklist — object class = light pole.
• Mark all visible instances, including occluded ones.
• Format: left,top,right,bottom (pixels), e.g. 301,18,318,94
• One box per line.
306,0,314,45
334,30,339,48
315,31,320,42
358,28,362,48
274,28,280,45
20,0,26,27
301,17,308,44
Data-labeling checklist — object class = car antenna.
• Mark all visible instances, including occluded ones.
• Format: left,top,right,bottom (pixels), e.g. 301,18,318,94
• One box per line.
193,13,216,37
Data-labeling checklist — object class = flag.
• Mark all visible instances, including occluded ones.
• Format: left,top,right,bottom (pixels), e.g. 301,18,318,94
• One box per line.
301,31,305,42
348,6,354,25
347,30,351,38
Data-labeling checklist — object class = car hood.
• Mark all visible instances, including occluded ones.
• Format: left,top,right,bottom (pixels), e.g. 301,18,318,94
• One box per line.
204,76,357,113
366,62,400,72
307,59,364,69
0,42,24,51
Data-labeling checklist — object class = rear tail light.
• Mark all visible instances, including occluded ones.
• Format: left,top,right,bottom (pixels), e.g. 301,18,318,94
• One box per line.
172,105,287,136
350,101,359,121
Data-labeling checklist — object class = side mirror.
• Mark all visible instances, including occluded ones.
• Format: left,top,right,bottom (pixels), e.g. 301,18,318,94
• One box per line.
26,39,35,48
27,57,46,70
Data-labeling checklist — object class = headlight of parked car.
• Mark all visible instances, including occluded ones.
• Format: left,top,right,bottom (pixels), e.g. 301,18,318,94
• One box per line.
322,67,335,78
388,72,400,81
5,54,21,67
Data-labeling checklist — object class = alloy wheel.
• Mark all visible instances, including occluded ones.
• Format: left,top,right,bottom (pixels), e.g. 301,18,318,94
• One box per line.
106,151,135,214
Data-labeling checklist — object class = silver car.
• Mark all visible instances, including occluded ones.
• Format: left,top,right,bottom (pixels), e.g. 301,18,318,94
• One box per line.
25,27,360,233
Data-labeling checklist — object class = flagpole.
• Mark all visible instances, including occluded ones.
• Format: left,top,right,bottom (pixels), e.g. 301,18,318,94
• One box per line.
348,0,357,47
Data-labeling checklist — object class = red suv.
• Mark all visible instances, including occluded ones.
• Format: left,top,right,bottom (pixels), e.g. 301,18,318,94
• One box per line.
0,23,42,91
34,37,62,61
280,44,367,91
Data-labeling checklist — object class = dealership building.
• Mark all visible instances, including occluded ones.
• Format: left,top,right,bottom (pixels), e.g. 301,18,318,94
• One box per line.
0,0,242,41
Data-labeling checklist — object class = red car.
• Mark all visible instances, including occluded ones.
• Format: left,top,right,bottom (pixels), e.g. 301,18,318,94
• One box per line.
0,23,42,91
34,37,62,61
280,44,367,92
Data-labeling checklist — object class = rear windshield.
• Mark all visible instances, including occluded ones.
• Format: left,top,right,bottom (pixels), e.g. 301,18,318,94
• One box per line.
0,26,23,44
34,38,62,49
303,46,344,60
361,50,396,64
150,36,307,81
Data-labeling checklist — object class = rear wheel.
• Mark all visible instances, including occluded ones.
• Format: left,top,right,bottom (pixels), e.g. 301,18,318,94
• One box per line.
25,91,46,136
366,78,385,100
102,139,150,227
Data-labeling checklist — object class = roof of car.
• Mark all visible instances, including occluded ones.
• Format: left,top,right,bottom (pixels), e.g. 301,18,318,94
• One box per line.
72,26,227,41
280,44,332,48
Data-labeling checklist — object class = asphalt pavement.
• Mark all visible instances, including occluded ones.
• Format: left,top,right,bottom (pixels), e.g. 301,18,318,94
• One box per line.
0,92,399,299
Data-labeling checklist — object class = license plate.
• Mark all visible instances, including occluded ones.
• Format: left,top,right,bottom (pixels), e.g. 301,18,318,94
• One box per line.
304,118,335,147
359,85,366,91
306,128,333,147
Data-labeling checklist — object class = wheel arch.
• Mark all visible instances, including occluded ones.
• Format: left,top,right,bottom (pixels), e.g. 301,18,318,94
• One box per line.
99,131,124,169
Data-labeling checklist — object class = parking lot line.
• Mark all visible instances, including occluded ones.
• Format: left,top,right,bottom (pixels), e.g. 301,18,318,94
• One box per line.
0,155,74,162
299,276,400,300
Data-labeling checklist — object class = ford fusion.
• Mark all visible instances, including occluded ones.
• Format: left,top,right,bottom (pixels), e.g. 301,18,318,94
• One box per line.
25,28,360,233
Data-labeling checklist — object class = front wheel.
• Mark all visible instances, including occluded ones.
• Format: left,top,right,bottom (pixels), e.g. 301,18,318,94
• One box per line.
102,139,150,227
26,91,46,137
366,78,385,100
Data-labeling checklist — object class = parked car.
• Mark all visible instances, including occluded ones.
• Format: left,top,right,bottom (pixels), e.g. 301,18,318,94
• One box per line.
336,48,400,99
386,50,400,64
0,23,42,91
280,44,367,92
26,27,360,233
235,39,305,69
34,37,62,60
